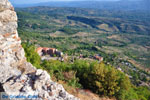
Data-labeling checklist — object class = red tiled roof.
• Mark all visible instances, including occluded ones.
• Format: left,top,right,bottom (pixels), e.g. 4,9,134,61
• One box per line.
36,47,43,52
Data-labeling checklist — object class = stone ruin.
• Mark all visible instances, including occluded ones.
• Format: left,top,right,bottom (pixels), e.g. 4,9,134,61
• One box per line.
0,0,79,99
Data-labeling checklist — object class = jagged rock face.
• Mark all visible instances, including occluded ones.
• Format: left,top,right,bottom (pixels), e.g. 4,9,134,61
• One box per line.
0,0,79,99
3,69,77,100
0,0,36,84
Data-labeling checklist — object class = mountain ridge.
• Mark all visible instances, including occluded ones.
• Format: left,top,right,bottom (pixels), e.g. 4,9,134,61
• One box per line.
11,0,150,11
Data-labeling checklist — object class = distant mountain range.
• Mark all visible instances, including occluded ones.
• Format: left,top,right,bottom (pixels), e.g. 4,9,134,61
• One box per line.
13,0,150,11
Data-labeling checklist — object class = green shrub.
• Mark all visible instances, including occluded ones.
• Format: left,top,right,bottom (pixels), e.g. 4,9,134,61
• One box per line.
21,45,149,100
75,62,120,96
41,60,81,88
22,42,41,69
136,86,150,100
71,60,138,99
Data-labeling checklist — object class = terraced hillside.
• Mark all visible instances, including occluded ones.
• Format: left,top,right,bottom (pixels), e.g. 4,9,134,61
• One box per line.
16,7,150,71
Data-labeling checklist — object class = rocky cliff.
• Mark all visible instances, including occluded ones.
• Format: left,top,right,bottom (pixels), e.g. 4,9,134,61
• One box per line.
0,0,78,99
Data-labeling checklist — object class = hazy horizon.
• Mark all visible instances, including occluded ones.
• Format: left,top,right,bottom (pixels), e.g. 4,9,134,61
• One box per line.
9,0,134,4
9,0,149,10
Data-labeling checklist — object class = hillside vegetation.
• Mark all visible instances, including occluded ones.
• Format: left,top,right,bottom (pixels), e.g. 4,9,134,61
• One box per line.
17,7,150,70
22,42,150,100
16,7,150,99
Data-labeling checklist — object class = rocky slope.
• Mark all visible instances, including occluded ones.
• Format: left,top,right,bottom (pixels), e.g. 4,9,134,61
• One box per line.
0,0,78,99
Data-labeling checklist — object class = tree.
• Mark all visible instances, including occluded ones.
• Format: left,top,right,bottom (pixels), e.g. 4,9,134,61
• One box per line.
74,61,121,97
115,71,132,100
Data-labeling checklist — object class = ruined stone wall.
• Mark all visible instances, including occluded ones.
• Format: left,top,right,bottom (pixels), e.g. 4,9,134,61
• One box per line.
0,0,78,99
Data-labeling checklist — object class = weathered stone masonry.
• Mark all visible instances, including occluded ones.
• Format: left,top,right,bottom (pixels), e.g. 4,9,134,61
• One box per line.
0,0,79,99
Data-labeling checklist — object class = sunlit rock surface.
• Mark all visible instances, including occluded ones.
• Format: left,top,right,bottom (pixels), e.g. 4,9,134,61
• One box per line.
0,0,79,99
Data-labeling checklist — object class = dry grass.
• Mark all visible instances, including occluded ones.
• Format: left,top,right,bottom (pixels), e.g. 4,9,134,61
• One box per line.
107,35,120,39
57,80,116,100
128,59,150,72
98,24,118,32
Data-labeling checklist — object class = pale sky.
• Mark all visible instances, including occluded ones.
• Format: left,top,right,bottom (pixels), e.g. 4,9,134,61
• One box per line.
10,0,120,4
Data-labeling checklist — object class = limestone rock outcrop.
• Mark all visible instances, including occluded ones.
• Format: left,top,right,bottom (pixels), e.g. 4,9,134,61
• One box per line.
0,0,78,99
